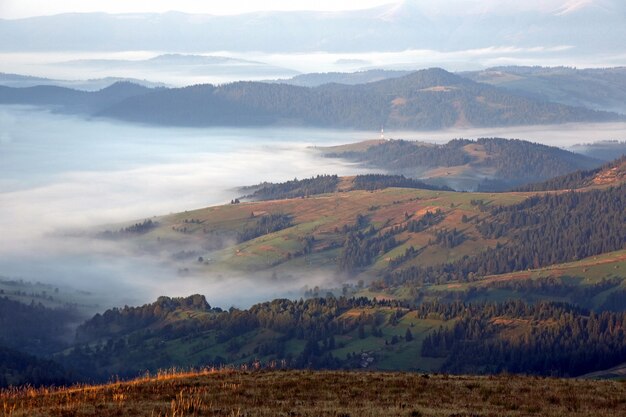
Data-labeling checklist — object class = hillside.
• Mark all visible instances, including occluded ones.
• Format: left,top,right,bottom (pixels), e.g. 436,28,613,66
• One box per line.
1,168,623,385
5,370,626,417
0,82,152,113
239,174,450,201
461,66,626,114
102,168,625,288
0,69,621,129
321,138,603,191
516,155,626,191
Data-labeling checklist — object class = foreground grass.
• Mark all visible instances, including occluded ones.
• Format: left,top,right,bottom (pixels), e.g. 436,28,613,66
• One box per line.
3,370,626,416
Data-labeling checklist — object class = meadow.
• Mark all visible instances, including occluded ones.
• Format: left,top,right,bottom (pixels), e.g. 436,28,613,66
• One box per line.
3,369,626,417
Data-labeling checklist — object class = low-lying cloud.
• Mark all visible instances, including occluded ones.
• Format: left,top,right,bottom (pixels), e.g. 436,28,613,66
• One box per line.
1,106,625,311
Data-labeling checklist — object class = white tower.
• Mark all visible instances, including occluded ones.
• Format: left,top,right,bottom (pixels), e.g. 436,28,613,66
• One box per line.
380,127,385,140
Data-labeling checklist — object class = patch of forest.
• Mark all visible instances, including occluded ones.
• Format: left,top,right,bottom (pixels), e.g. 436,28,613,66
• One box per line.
0,297,80,356
383,184,625,286
56,295,626,382
325,138,602,191
515,155,626,191
241,174,448,201
422,300,626,376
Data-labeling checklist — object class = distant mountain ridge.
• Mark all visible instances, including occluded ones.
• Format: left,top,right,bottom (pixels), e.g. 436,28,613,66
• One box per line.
0,73,167,91
0,68,619,130
1,2,625,58
461,66,626,114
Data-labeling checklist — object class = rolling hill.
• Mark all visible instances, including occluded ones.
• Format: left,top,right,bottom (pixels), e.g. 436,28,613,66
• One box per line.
461,66,626,114
321,138,604,191
102,155,625,287
0,68,621,129
2,155,624,385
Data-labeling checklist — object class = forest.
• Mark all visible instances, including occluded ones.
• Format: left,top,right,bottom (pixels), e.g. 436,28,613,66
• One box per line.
325,138,602,191
1,68,620,130
242,174,448,201
42,295,626,383
382,184,626,287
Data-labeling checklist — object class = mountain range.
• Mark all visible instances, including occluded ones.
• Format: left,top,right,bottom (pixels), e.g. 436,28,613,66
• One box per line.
462,66,626,114
0,68,621,130
1,1,625,59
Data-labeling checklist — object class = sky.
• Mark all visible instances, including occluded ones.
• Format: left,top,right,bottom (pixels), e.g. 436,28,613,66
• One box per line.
0,0,598,19
0,0,391,19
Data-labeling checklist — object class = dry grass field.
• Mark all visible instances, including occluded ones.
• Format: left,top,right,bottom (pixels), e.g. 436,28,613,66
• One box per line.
3,370,626,417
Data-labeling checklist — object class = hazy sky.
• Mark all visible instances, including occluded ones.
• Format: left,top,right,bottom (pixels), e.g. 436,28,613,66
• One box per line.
0,0,391,18
0,0,597,19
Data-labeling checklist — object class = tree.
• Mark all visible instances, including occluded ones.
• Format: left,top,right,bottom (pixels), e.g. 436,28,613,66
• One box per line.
405,328,413,342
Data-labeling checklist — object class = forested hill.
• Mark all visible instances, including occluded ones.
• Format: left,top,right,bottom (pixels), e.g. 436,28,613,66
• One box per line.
461,66,626,114
322,138,602,191
515,155,626,191
240,174,450,201
0,68,621,129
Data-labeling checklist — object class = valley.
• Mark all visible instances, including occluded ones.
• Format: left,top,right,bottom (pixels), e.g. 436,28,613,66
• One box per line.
2,1,626,414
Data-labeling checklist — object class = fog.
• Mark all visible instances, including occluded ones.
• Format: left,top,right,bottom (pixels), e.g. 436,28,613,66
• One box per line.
1,105,625,312
2,46,620,87
0,106,378,310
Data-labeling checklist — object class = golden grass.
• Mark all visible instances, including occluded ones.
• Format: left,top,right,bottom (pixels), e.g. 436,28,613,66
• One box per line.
3,370,626,417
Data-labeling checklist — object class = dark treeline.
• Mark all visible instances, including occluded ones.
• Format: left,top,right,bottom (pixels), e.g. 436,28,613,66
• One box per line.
61,295,626,382
515,155,626,192
98,219,158,239
383,185,625,286
352,174,450,191
328,140,471,170
421,300,626,377
241,174,448,202
0,297,81,388
238,213,293,243
0,297,79,356
242,175,340,201
0,346,70,388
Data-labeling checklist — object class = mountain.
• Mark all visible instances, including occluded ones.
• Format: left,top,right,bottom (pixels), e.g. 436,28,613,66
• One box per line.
273,70,412,87
321,138,604,191
570,140,626,161
0,81,153,113
0,72,167,91
1,68,618,130
1,1,625,59
56,53,299,79
460,66,626,114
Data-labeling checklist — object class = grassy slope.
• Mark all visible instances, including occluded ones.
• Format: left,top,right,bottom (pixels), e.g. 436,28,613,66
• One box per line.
361,249,626,309
74,302,450,374
4,370,626,417
122,188,529,279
